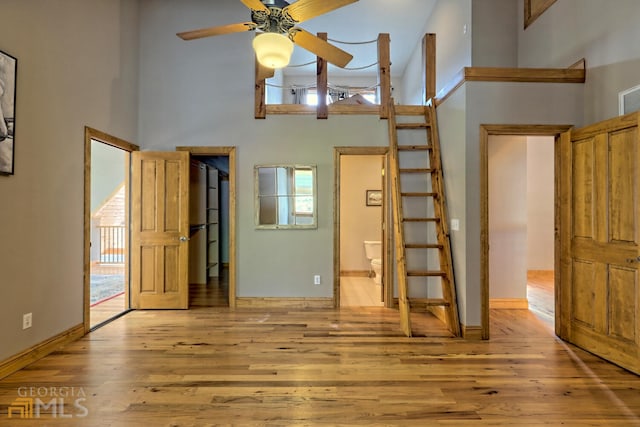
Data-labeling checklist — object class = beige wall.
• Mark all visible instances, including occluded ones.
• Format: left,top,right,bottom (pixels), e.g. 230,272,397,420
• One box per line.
488,135,527,299
0,0,139,361
488,135,555,300
526,136,554,270
339,155,383,273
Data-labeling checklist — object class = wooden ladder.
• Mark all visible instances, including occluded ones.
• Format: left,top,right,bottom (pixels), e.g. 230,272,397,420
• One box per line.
388,100,461,337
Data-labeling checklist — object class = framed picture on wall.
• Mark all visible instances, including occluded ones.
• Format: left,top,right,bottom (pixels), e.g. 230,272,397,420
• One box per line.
0,49,17,176
366,190,382,206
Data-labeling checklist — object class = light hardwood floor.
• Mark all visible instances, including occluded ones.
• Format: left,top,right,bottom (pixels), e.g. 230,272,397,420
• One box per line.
340,276,384,307
3,274,639,425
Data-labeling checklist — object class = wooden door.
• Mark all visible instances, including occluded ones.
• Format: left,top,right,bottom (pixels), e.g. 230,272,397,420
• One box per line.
559,112,640,374
130,151,190,309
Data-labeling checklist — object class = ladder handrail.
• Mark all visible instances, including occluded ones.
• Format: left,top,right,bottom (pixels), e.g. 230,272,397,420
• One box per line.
426,99,461,336
388,98,461,337
388,98,412,337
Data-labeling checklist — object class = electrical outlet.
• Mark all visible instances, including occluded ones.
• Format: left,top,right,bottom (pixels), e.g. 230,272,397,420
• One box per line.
451,219,460,231
314,275,321,285
23,313,32,330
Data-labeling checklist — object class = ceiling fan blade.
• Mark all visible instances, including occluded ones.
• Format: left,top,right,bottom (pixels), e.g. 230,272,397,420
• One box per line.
177,22,256,40
240,0,270,13
257,62,275,80
284,0,358,23
290,28,353,68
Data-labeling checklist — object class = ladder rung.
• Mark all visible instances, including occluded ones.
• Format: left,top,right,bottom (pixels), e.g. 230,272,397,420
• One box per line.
397,145,432,151
409,298,451,307
396,123,429,130
407,270,446,277
399,168,434,174
403,217,440,222
405,243,443,249
401,192,437,197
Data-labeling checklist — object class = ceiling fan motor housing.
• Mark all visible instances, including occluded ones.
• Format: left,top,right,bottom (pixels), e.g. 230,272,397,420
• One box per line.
254,0,297,34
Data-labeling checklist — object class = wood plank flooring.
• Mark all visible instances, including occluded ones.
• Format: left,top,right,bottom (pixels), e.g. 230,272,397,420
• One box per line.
1,277,639,425
340,276,384,307
90,293,126,328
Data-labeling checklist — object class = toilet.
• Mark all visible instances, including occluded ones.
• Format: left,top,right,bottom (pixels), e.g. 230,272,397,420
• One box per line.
363,240,382,285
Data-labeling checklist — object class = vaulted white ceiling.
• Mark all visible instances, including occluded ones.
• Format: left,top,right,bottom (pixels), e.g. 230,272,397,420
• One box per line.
282,0,439,77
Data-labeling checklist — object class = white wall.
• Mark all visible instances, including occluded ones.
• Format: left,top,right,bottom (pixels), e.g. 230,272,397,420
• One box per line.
517,0,640,123
526,136,554,270
340,155,383,273
488,135,527,299
0,0,139,361
471,0,518,67
91,141,127,213
402,0,472,104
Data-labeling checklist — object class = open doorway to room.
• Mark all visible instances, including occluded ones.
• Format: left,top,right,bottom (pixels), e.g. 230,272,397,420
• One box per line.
480,125,571,339
178,146,236,308
84,128,138,331
335,148,389,307
487,135,554,320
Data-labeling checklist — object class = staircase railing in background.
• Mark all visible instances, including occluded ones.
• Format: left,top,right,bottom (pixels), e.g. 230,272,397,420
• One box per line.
98,225,125,264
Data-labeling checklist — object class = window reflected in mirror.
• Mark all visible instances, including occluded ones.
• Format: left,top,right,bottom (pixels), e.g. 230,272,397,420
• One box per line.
255,165,317,229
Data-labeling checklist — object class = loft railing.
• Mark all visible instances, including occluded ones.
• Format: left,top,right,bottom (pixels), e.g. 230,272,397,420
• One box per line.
98,225,125,264
255,33,397,119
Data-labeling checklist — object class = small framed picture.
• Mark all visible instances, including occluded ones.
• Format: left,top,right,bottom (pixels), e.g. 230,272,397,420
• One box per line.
366,189,382,206
0,49,17,176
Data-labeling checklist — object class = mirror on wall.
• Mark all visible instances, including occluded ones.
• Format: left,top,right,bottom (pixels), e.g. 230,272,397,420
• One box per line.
255,165,317,229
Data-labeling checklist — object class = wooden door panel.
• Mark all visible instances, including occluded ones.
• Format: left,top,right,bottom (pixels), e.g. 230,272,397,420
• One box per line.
609,266,637,342
131,151,189,309
571,138,594,238
609,128,637,243
571,260,595,328
560,112,640,374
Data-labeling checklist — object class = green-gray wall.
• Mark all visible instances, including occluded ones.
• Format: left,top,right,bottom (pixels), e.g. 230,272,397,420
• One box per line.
0,0,139,361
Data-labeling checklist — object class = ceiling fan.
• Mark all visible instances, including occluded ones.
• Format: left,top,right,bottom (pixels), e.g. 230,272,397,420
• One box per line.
177,0,359,77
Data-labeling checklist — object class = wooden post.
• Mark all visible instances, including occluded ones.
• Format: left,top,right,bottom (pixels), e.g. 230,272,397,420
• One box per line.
422,33,436,104
377,33,391,119
317,32,328,120
254,57,266,119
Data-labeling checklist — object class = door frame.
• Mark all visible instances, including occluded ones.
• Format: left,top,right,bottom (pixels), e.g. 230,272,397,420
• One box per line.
479,124,572,339
177,146,237,308
334,147,390,308
83,127,139,333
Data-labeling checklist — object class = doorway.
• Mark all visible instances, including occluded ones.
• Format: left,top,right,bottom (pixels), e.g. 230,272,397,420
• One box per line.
487,135,554,318
84,127,138,331
480,125,571,339
334,147,389,307
178,146,237,308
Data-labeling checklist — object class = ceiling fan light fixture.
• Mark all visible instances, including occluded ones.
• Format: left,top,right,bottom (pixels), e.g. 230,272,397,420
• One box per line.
252,32,294,69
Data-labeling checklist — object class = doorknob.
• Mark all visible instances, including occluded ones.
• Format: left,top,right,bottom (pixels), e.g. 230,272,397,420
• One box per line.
625,257,639,263
179,236,189,242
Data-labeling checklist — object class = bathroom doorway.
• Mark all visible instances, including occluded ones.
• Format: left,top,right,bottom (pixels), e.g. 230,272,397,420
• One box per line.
334,147,389,307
